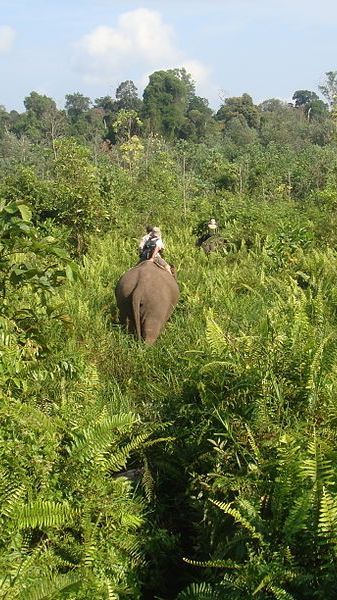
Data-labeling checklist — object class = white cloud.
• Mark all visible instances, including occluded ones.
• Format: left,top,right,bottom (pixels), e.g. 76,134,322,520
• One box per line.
182,60,210,85
74,8,209,90
0,25,15,54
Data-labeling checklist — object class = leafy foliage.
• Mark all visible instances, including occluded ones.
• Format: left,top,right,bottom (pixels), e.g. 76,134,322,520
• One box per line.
4,70,337,599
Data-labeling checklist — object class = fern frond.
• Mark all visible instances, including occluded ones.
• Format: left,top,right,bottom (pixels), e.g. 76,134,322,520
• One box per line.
116,532,143,556
13,500,76,529
104,432,152,473
300,435,334,490
283,492,311,542
210,499,264,543
0,482,25,518
142,457,155,502
23,572,80,600
269,585,296,600
106,578,119,600
183,557,237,568
6,543,44,583
205,313,227,357
68,412,137,462
318,488,337,547
245,425,261,463
176,582,220,599
306,333,334,397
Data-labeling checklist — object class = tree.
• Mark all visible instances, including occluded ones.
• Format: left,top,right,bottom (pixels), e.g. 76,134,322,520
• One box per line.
11,92,64,147
292,89,328,122
142,69,190,139
318,71,337,107
51,138,102,251
0,105,10,138
24,91,56,118
112,109,142,143
216,93,261,129
259,98,289,112
171,67,196,100
180,96,214,141
94,95,117,131
292,89,319,108
65,92,91,122
115,80,142,112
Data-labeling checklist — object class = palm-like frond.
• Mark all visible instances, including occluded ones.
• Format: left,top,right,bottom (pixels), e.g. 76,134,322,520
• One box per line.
300,435,335,491
13,500,76,529
67,412,137,462
205,312,227,357
176,582,220,599
210,499,264,543
23,572,80,600
318,487,337,548
0,467,25,519
269,585,296,600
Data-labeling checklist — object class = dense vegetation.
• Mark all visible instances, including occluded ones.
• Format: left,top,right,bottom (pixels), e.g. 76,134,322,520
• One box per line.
2,68,337,599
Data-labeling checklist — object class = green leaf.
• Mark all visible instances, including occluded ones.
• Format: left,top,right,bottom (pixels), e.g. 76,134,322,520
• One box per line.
66,263,75,282
18,204,32,222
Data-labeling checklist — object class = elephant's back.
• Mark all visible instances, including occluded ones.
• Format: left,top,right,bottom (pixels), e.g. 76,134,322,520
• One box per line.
116,261,179,301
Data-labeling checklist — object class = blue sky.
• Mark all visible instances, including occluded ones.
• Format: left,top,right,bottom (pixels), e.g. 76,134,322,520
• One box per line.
1,0,337,112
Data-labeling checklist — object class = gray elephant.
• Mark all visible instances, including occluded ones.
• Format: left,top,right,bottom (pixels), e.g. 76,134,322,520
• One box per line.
115,261,179,344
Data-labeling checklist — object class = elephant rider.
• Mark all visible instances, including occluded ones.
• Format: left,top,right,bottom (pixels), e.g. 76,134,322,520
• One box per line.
195,217,219,247
139,224,154,259
208,218,218,233
141,227,172,274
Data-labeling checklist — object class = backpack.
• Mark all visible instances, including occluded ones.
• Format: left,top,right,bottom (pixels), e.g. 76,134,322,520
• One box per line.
142,235,158,260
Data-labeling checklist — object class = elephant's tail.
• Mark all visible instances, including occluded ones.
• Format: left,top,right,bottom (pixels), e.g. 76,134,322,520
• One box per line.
132,288,142,340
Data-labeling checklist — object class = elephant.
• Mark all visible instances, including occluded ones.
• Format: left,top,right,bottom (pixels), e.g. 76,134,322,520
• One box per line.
115,261,179,344
196,233,254,254
196,233,229,254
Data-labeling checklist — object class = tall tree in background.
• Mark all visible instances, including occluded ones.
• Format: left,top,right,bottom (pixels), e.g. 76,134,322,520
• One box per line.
65,92,91,122
116,80,142,112
24,91,56,118
11,91,65,149
216,93,261,129
179,95,214,141
94,95,117,131
0,105,10,137
65,92,97,140
142,69,190,139
318,71,337,107
292,89,328,121
171,67,196,99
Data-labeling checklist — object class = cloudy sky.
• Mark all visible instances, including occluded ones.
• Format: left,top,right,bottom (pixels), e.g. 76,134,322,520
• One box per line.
1,0,337,111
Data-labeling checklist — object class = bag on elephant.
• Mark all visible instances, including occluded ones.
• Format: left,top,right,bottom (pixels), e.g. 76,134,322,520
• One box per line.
141,236,158,260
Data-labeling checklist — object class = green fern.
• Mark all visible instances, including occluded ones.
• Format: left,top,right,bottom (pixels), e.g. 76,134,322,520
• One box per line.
269,585,296,600
23,572,80,600
13,500,76,529
0,469,25,519
68,411,137,463
210,499,264,543
300,435,335,492
183,558,237,569
205,311,227,357
318,488,337,548
176,582,220,599
142,457,155,502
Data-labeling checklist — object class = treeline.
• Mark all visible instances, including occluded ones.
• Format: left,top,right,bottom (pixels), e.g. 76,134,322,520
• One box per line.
1,68,337,157
1,68,337,261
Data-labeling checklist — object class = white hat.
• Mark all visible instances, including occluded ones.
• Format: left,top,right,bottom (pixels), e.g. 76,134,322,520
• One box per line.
152,227,161,236
208,218,218,230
